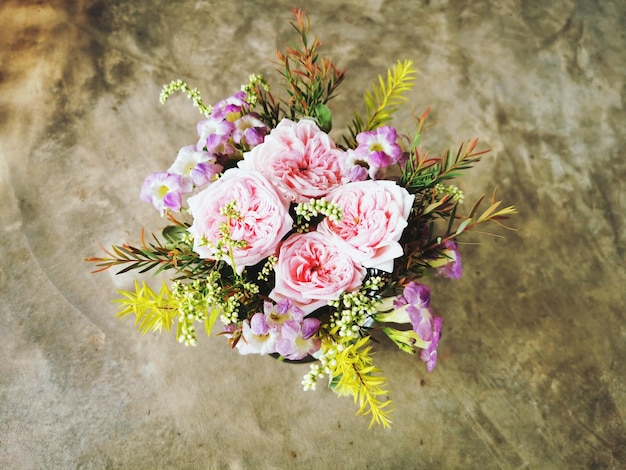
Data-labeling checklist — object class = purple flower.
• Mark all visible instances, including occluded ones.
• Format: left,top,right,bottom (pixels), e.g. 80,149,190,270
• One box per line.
394,282,431,309
394,282,436,342
140,172,192,214
300,318,321,340
211,91,250,121
236,313,277,355
429,241,463,280
196,117,235,153
275,317,321,360
232,113,269,149
250,312,270,335
263,299,304,330
420,316,442,371
352,126,402,178
377,283,443,370
232,299,321,360
167,145,223,187
346,161,369,182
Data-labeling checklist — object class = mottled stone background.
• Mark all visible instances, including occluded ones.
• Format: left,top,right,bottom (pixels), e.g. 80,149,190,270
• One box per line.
1,0,624,468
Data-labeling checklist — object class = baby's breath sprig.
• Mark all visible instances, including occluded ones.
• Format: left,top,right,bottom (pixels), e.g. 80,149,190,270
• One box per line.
196,201,249,275
435,183,464,203
328,287,382,340
241,74,270,107
294,198,342,232
172,279,214,346
258,255,277,281
202,271,243,326
302,341,342,391
160,79,212,118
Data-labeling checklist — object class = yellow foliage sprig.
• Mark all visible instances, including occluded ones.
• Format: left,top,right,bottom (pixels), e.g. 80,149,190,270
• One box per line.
344,59,417,148
115,280,177,335
327,336,393,428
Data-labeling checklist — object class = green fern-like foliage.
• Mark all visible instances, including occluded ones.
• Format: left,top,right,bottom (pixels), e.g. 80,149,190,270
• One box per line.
343,59,417,148
329,336,393,428
115,280,177,335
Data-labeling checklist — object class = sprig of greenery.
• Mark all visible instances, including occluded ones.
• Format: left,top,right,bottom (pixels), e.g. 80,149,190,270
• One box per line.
328,337,393,429
85,227,214,280
401,137,490,193
343,59,417,148
401,188,517,274
275,8,346,131
115,280,177,335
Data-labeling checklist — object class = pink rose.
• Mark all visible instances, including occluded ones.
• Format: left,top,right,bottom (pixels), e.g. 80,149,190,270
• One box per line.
238,118,348,202
317,180,414,272
187,168,293,274
270,231,366,314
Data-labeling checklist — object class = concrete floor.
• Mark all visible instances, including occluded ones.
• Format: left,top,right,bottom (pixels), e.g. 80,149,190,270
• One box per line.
1,0,625,468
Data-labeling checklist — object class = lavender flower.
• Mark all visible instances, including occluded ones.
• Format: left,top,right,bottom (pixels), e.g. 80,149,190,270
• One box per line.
236,313,277,355
167,145,223,187
211,91,250,121
234,300,321,360
275,316,321,360
420,316,442,371
428,240,463,279
394,282,434,341
140,171,192,214
232,113,269,149
346,158,369,182
196,117,235,154
352,126,402,178
375,282,443,370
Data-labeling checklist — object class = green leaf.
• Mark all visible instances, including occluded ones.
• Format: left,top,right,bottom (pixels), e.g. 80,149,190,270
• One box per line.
313,103,333,132
455,218,472,236
204,306,222,337
163,225,188,246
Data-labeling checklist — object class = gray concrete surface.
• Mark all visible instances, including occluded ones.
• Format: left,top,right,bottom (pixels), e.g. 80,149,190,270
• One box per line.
1,0,625,468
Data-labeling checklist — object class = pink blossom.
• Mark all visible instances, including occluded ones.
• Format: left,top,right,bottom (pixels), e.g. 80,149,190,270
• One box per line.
239,119,348,202
317,180,414,272
270,231,366,314
187,169,293,274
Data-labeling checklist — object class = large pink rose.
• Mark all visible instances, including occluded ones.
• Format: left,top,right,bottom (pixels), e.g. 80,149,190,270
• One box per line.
317,180,414,272
238,118,348,202
187,168,293,274
270,231,366,314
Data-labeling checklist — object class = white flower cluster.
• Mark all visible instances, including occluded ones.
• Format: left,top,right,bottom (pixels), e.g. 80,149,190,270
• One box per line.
301,343,344,391
328,278,384,339
159,79,212,118
172,279,210,346
240,73,269,107
294,198,342,232
435,183,464,203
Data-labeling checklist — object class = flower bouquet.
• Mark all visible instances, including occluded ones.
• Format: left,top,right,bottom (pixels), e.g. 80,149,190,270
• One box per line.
87,9,516,428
